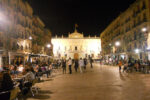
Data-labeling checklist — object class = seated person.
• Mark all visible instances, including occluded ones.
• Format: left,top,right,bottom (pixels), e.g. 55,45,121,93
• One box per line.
10,65,15,75
34,65,39,73
24,68,35,83
0,72,14,92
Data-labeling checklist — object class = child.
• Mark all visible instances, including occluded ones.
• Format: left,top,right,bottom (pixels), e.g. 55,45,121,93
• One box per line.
118,60,122,72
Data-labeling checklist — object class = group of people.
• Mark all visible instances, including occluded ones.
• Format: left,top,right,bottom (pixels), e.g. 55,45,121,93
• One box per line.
118,59,150,73
0,62,53,97
61,57,93,74
0,57,94,99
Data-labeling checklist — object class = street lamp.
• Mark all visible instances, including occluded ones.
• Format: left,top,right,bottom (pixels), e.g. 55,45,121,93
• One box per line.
47,44,51,48
114,41,120,61
115,41,120,47
141,27,147,32
29,36,32,40
135,49,140,54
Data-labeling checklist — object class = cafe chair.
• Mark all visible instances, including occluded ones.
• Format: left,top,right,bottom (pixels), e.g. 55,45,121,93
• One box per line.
30,79,39,96
10,85,20,100
0,91,11,100
37,72,43,82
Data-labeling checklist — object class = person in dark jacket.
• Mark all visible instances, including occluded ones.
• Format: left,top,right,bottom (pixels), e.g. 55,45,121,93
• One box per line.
0,72,14,92
84,58,87,70
90,57,93,68
62,59,67,74
74,59,79,72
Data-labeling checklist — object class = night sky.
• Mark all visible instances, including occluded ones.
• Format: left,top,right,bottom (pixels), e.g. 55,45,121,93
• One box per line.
27,0,135,37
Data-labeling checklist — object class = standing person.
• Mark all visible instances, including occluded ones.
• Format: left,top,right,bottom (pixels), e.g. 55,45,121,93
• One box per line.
58,59,62,68
100,59,103,67
79,58,84,73
123,60,128,72
68,58,72,74
48,63,53,76
137,60,141,72
74,59,79,72
62,59,66,74
134,60,139,72
118,60,122,72
84,58,87,70
90,57,93,68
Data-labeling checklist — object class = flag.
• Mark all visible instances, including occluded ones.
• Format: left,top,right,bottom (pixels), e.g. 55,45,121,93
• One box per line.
75,24,78,28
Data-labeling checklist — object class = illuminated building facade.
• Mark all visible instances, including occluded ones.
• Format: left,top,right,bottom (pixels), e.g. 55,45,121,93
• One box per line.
100,0,150,60
52,29,101,59
0,0,52,66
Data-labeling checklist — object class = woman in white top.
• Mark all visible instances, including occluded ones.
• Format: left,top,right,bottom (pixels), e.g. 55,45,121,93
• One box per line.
79,58,84,73
68,58,72,74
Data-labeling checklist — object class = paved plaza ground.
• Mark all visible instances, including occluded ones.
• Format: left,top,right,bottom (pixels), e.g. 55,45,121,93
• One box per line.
27,63,150,100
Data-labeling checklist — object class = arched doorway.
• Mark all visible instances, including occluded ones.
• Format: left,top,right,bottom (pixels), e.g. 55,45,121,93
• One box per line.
74,53,79,60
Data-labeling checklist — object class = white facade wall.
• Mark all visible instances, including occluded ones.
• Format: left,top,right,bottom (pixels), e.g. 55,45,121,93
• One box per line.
52,38,101,59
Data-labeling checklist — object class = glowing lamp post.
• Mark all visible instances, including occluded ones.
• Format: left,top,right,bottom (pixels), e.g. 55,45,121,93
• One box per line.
115,41,120,47
141,27,147,32
141,27,149,60
46,44,51,60
135,49,140,54
135,49,140,59
47,44,51,48
29,36,32,40
114,41,120,60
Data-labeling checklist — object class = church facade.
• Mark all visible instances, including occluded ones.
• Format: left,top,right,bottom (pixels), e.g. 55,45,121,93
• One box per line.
52,29,101,59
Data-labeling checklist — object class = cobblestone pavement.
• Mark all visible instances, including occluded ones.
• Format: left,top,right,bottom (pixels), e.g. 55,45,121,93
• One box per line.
27,63,150,100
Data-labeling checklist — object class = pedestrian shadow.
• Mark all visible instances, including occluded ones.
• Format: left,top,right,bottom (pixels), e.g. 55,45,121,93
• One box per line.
30,94,51,99
39,90,54,94
30,90,53,99
45,78,54,81
51,75,56,78
18,90,52,100
119,72,126,81
29,90,53,99
38,80,45,83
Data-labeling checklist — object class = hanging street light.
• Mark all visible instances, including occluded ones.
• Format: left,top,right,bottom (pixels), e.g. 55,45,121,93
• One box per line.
47,44,51,48
29,36,32,40
135,49,140,54
115,41,120,47
141,27,147,32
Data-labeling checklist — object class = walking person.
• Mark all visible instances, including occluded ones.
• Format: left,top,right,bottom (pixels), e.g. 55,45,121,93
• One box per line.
79,58,84,73
123,60,128,72
62,59,66,74
118,60,122,72
48,64,53,77
90,57,93,68
84,58,87,70
134,60,139,72
68,58,72,74
74,59,79,72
